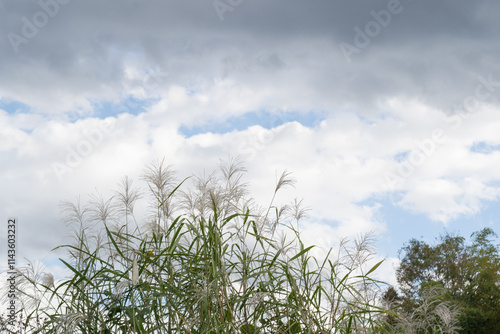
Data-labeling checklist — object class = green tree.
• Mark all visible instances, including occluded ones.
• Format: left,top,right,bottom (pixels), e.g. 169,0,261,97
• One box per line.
396,228,500,334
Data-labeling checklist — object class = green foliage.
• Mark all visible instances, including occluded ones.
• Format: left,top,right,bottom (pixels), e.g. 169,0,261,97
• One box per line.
1,159,387,333
395,228,500,334
380,282,461,334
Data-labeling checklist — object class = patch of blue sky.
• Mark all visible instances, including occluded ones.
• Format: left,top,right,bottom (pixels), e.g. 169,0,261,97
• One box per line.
39,255,72,281
361,193,500,259
90,95,159,119
308,195,436,259
179,110,325,137
0,99,31,114
393,151,410,162
449,200,500,234
373,196,449,257
470,141,500,154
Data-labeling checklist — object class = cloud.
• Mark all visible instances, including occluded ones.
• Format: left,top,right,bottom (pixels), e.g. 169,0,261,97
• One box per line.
3,91,500,264
1,0,500,294
1,1,500,114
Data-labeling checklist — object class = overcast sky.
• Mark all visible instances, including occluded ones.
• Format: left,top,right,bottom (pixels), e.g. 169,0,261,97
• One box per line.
1,0,500,285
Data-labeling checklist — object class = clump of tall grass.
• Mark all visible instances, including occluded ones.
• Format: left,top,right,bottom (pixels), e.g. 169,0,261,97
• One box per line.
1,158,389,333
381,284,461,334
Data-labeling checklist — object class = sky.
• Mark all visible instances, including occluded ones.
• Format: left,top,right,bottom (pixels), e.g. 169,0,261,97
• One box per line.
1,0,500,287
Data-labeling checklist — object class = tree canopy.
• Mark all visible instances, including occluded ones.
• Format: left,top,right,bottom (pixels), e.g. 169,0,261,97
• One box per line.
394,228,500,334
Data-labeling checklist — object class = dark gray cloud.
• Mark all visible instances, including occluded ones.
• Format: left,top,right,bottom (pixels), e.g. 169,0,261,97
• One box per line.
1,0,499,115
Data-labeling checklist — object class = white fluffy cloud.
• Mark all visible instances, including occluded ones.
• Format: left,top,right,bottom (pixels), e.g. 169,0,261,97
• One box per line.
2,91,500,269
1,0,500,290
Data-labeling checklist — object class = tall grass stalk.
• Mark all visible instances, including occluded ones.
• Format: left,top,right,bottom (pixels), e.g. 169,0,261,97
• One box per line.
2,158,389,333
